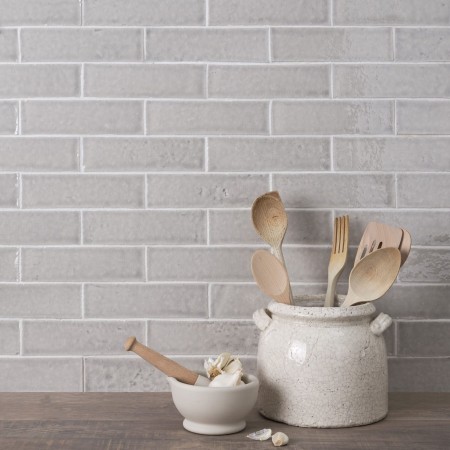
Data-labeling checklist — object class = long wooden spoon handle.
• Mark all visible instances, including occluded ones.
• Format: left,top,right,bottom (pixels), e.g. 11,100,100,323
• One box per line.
273,246,293,304
124,336,199,385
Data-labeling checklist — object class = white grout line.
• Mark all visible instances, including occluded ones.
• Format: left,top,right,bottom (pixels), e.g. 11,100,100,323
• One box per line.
268,27,272,62
79,137,84,172
17,28,22,62
330,0,334,26
205,0,209,26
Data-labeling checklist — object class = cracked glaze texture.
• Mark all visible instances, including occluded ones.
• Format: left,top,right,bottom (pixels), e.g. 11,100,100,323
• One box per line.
254,295,390,427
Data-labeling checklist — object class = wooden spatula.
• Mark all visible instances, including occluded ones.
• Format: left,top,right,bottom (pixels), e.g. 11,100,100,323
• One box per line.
124,337,210,386
354,222,403,266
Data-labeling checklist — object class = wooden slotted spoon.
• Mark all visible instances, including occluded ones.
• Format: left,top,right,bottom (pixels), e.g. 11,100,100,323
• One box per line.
251,191,293,303
251,250,292,305
341,247,401,307
354,222,403,266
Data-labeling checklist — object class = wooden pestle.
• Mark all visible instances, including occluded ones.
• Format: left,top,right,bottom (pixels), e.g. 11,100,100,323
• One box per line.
124,336,209,386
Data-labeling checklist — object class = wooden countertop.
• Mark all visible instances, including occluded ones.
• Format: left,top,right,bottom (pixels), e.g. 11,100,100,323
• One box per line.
0,393,449,449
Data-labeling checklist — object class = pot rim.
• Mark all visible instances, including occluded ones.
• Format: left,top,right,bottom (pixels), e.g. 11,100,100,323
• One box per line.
268,294,376,320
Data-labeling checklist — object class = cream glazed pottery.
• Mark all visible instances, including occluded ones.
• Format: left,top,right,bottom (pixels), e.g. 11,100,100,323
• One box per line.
168,374,259,435
253,295,393,428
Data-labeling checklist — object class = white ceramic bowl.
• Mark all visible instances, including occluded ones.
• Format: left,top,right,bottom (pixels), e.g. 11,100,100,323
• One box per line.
167,374,259,435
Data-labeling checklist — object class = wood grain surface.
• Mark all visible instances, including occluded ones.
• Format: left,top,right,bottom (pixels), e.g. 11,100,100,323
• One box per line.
0,393,449,449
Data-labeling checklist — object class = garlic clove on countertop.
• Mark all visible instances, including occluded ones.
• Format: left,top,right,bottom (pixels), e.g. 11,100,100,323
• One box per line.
272,431,289,446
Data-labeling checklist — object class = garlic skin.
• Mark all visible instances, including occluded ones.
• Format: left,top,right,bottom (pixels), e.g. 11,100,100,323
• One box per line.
247,428,272,441
208,370,243,388
272,432,289,447
204,352,243,380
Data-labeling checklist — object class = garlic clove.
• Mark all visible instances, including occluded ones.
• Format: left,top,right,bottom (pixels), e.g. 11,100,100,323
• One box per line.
204,352,243,380
208,370,243,388
272,431,289,447
247,428,272,441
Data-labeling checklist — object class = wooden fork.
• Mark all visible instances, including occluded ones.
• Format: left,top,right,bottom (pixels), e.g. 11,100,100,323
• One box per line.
324,215,349,307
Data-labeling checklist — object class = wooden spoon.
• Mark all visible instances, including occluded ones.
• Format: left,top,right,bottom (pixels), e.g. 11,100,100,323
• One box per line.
124,337,210,386
399,228,412,266
341,247,401,307
354,222,403,266
251,191,293,302
251,250,292,305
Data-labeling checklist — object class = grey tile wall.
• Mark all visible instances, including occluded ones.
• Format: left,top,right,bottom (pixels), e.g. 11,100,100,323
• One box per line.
0,0,448,393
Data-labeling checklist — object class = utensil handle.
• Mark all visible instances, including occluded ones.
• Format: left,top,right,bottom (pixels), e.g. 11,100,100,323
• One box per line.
273,246,293,304
370,313,393,336
253,308,273,331
124,336,199,385
324,277,338,307
341,290,364,308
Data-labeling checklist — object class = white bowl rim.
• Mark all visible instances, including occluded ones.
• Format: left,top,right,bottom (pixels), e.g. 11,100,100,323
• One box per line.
168,373,259,392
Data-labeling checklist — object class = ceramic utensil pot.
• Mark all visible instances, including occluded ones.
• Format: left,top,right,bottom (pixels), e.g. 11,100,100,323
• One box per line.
253,295,392,428
168,374,259,435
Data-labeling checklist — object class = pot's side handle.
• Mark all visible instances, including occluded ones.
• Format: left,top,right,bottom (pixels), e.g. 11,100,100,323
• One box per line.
370,312,393,336
253,308,272,331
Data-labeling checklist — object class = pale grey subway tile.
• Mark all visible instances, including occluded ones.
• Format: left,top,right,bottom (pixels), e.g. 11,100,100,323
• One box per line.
146,101,268,135
0,29,18,61
0,102,18,135
85,356,257,391
398,321,450,357
147,320,259,355
0,0,80,25
22,101,143,135
0,248,19,281
397,174,450,208
397,100,450,135
209,210,332,245
210,284,329,319
22,247,145,282
209,0,328,25
0,284,81,319
399,249,450,283
84,0,205,26
83,137,204,172
273,174,395,208
84,284,208,319
147,174,268,208
0,321,19,355
272,101,393,135
334,137,450,172
0,357,82,391
23,320,145,356
0,211,80,245
85,356,205,392
334,0,450,25
210,284,270,319
147,247,255,282
0,138,79,172
272,27,393,62
0,64,80,98
389,358,450,392
21,28,143,62
375,285,450,320
0,174,18,207
335,209,450,247
208,137,330,172
334,64,450,98
284,247,331,282
85,64,205,98
209,64,329,99
146,28,269,62
83,210,206,245
22,175,144,208
396,29,450,62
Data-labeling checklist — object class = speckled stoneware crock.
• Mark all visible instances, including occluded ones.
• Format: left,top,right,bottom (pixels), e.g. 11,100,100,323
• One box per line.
253,294,392,428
